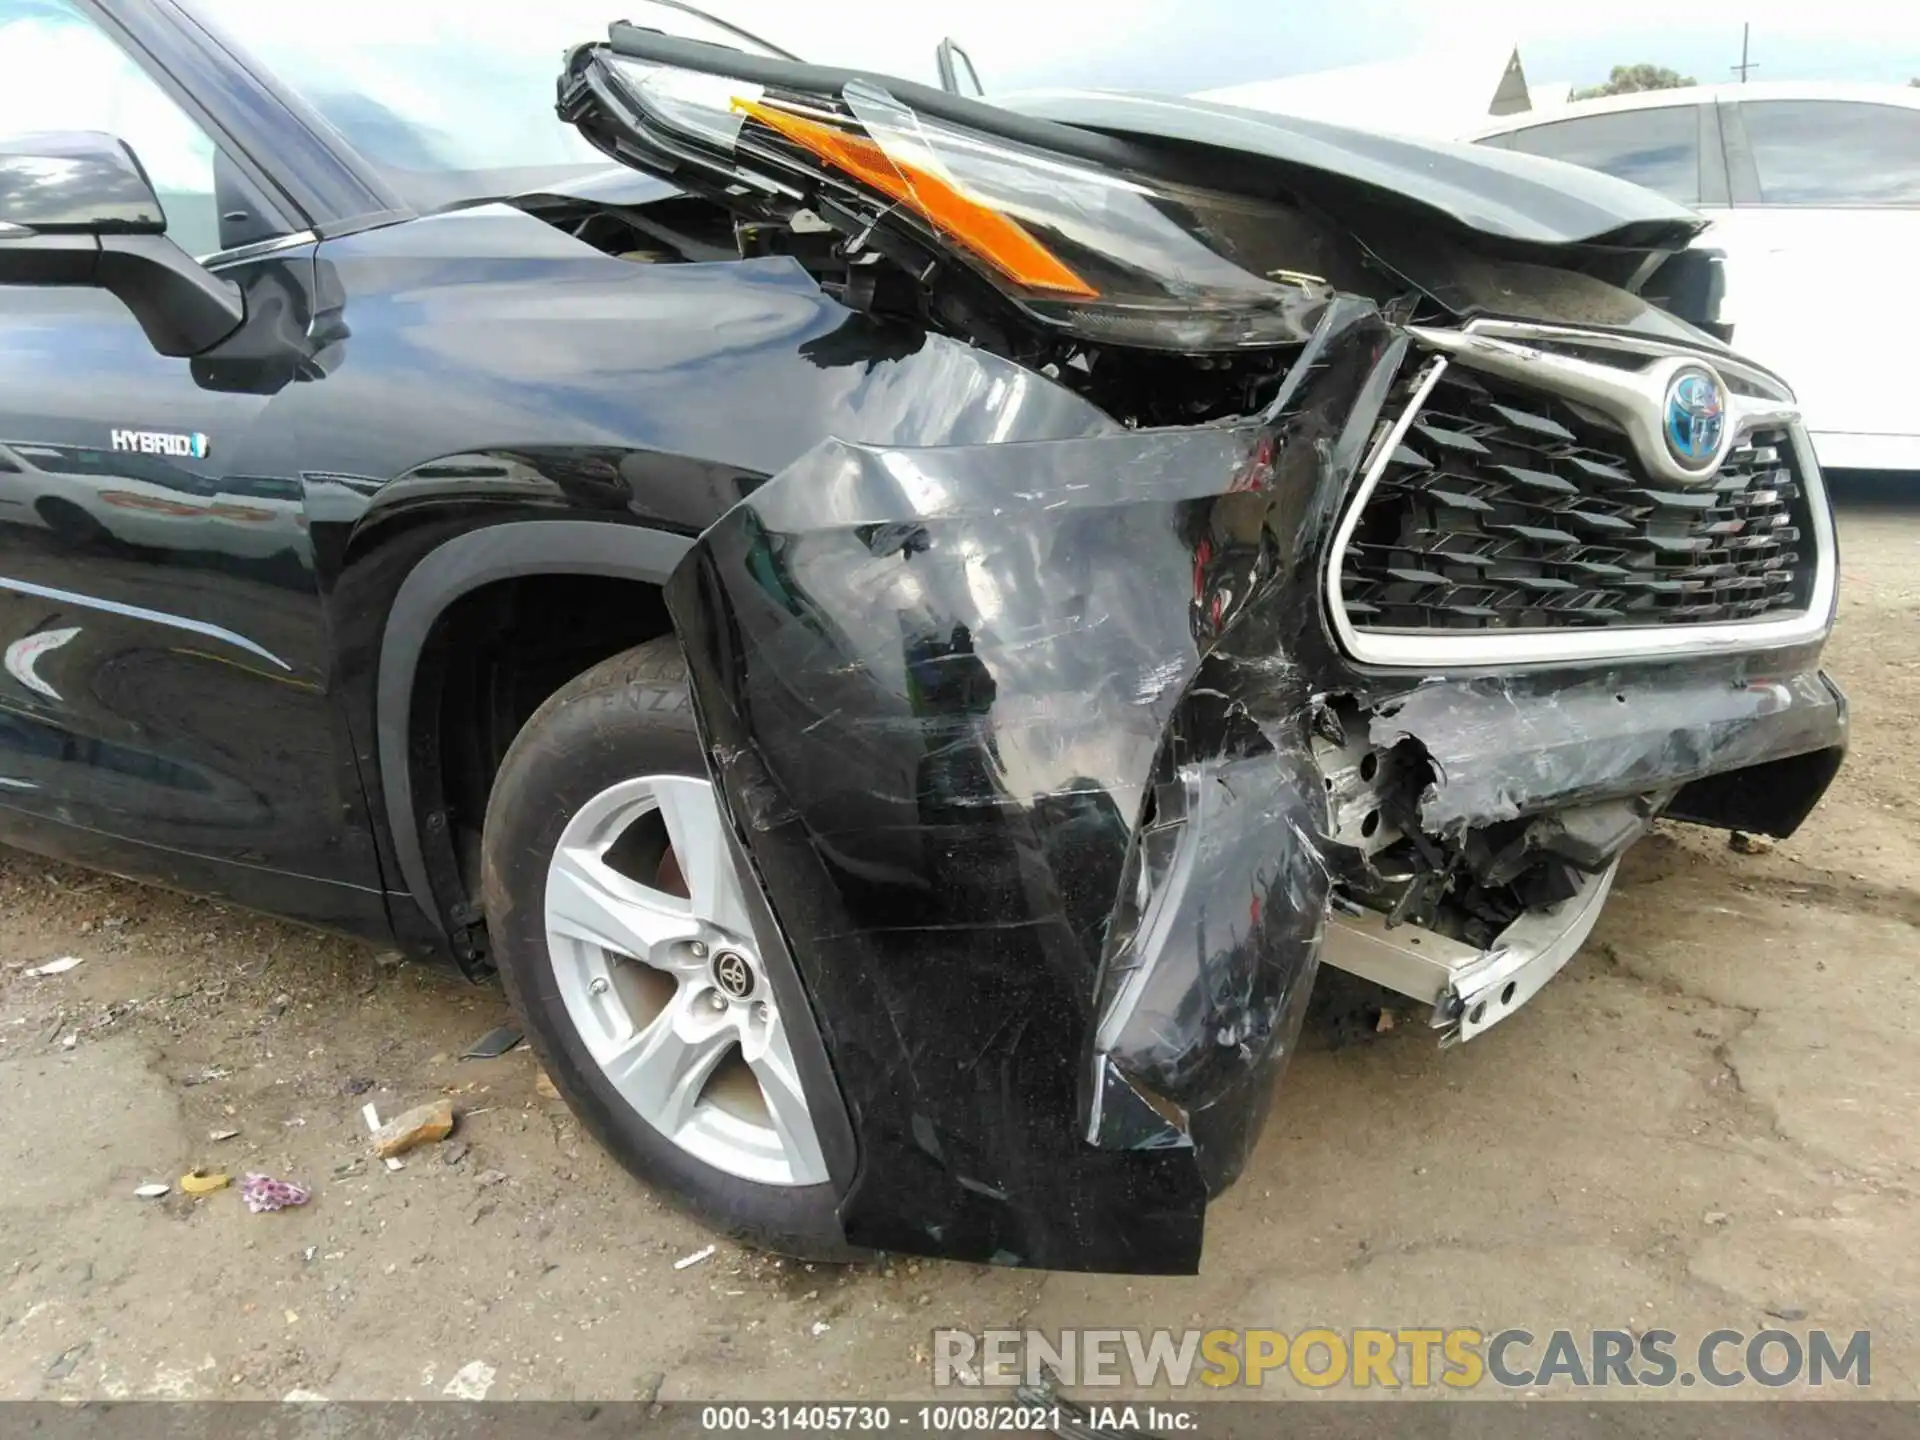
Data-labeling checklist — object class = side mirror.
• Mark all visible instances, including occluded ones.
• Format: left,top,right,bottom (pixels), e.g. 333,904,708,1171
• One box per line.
0,131,244,357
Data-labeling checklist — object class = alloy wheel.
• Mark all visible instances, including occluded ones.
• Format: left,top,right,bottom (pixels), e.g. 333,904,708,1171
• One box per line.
543,774,829,1187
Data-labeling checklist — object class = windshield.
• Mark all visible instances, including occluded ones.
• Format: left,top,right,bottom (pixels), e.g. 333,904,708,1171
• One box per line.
192,0,799,208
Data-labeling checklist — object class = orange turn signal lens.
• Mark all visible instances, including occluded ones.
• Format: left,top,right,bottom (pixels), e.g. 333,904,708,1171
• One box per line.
735,98,1097,299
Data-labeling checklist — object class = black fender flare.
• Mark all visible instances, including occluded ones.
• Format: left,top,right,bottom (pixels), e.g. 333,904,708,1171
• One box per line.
376,519,692,938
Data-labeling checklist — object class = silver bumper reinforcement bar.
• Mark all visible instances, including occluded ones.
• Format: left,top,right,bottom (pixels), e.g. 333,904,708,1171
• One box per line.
1321,862,1620,1045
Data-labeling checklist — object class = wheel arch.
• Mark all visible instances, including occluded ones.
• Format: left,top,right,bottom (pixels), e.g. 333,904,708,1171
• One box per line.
376,519,693,959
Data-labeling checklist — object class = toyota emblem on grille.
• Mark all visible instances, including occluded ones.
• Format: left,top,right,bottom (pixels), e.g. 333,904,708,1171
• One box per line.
1663,365,1726,472
712,950,753,999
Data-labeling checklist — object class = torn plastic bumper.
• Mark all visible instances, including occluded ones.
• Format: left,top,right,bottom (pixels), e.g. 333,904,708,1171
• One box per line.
1370,666,1848,836
1321,661,1846,1041
662,303,1846,1273
666,304,1395,1273
1083,739,1328,1193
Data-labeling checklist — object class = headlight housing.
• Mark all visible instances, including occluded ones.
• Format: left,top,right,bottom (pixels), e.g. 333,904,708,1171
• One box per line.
592,53,1328,350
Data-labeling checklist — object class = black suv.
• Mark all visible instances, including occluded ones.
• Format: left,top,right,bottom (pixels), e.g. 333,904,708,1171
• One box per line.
0,0,1845,1273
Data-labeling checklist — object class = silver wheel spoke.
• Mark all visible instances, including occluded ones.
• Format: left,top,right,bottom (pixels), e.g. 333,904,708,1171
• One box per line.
604,984,734,1137
544,771,829,1188
651,774,753,939
744,1016,829,1184
547,842,701,968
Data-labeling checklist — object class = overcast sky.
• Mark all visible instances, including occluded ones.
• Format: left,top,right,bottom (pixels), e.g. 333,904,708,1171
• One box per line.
11,0,1919,196
658,0,1920,93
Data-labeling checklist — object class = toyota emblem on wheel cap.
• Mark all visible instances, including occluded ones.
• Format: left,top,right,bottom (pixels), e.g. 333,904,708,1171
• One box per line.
1663,365,1726,471
712,950,753,999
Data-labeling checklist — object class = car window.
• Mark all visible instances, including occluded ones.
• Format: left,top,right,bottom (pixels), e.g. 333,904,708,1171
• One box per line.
0,0,224,256
1741,100,1920,205
221,475,305,503
1500,106,1700,204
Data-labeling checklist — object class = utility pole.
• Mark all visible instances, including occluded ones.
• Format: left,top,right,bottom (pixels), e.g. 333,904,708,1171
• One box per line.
1732,22,1759,82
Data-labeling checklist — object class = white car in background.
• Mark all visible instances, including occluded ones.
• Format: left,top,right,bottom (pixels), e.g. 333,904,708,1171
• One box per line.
0,440,307,563
1472,82,1920,477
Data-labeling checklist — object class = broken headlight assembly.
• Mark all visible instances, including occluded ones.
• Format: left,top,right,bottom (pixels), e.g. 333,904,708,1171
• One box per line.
583,52,1329,350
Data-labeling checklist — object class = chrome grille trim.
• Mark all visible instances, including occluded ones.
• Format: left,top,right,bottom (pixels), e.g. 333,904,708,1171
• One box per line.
1326,321,1837,669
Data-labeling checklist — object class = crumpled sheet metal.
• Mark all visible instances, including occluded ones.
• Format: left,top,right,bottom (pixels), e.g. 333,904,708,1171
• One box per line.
668,303,1397,1271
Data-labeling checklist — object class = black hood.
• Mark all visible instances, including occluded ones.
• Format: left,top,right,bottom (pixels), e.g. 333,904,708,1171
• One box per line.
510,164,681,209
995,90,1708,251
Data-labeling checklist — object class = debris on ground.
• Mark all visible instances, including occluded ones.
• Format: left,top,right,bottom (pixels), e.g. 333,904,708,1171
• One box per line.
673,1244,717,1271
240,1174,311,1213
133,1182,170,1199
370,1097,456,1158
461,1024,524,1060
533,1069,561,1101
475,1168,508,1188
180,1169,231,1195
442,1361,497,1400
441,1141,471,1167
24,956,84,977
1704,1210,1730,1225
208,1128,240,1142
383,1157,405,1172
635,1372,665,1404
45,1342,90,1380
1729,830,1776,855
811,1321,831,1337
1375,1008,1397,1034
342,1076,375,1096
282,1389,329,1403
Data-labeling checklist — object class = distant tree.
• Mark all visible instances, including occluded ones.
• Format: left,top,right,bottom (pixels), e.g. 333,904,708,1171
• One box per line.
1572,64,1699,100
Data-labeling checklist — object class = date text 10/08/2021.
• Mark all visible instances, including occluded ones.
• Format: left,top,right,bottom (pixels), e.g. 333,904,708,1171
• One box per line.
699,1407,1198,1432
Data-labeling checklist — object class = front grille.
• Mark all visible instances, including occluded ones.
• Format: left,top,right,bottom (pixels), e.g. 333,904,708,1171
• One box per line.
1338,361,1816,632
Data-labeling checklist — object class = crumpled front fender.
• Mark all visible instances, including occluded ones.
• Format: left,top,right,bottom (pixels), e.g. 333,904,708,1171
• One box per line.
665,304,1399,1272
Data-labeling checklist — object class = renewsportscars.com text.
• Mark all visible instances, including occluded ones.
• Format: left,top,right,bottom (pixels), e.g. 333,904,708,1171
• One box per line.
933,1326,1871,1390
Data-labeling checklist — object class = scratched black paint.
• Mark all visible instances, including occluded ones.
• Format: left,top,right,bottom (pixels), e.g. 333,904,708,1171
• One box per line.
0,193,1850,1269
0,0,1853,1275
665,299,1848,1270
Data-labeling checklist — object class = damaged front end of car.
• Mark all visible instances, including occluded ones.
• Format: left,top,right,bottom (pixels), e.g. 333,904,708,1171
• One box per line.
558,25,1846,1272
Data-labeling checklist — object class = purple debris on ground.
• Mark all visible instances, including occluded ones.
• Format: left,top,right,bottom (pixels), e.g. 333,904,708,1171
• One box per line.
241,1173,311,1213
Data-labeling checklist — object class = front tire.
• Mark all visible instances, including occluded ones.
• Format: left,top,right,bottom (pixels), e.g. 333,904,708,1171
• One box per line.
482,636,851,1259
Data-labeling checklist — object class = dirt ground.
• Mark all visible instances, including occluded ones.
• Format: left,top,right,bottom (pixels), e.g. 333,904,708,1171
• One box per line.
0,494,1913,1406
